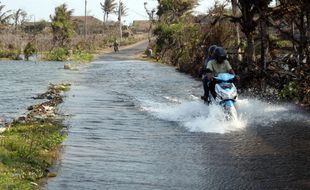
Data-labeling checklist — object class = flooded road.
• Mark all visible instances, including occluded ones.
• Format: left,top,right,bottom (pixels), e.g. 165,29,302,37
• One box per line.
3,43,308,189
42,42,310,190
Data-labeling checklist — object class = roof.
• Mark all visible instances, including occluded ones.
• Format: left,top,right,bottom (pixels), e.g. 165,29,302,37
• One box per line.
71,16,102,25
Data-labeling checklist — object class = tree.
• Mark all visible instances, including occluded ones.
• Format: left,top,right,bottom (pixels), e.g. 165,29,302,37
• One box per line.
0,2,12,26
228,0,259,67
24,41,37,61
117,1,128,44
100,0,117,22
118,1,128,17
12,9,28,31
156,0,198,23
230,0,241,61
275,0,310,64
50,4,74,47
144,2,156,42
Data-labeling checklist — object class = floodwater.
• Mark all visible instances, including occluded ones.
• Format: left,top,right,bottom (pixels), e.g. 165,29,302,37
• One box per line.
1,44,309,190
0,60,75,122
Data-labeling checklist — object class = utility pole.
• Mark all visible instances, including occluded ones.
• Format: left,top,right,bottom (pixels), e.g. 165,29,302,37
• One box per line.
84,0,87,39
118,0,122,45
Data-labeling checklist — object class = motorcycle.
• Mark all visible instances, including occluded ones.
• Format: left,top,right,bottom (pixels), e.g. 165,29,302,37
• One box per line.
206,73,238,120
114,45,119,52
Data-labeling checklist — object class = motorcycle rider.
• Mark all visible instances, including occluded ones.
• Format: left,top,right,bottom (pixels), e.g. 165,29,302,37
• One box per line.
200,45,217,100
202,47,239,103
113,40,119,52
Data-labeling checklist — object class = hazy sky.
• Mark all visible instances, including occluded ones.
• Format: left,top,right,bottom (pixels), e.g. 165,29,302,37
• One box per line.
2,0,218,24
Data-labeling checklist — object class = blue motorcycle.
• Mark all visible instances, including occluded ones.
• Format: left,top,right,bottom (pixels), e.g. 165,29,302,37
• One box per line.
208,73,238,120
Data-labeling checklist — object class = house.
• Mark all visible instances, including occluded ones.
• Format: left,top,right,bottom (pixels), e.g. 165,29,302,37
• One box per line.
71,16,103,34
131,20,150,33
22,21,50,33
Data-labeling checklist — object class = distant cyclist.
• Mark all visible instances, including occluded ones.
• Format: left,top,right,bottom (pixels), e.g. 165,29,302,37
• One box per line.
113,40,119,52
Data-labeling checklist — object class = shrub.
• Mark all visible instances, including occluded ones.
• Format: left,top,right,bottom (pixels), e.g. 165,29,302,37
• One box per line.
0,49,20,60
279,81,299,100
70,51,94,63
45,47,68,61
23,42,37,61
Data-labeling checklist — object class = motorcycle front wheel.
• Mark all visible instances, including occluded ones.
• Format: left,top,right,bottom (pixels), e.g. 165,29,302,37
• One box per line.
224,105,238,121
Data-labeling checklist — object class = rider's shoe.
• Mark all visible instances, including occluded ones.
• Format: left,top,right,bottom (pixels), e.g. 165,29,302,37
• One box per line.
201,95,208,101
201,95,211,105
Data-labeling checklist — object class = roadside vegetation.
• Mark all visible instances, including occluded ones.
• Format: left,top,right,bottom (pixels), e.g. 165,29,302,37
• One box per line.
148,0,310,107
0,1,145,63
0,121,65,189
0,83,70,189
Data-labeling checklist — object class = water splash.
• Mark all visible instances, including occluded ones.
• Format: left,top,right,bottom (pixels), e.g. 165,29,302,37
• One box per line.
140,97,309,134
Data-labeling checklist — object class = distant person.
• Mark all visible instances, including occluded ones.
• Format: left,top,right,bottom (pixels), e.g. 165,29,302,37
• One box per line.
113,40,119,52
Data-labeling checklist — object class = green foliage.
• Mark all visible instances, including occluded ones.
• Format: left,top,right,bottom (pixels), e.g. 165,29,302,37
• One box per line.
45,48,68,61
275,40,292,49
153,23,184,51
0,121,66,188
23,42,37,61
43,45,94,63
50,4,74,47
279,82,299,100
0,49,19,60
156,0,197,22
70,51,94,63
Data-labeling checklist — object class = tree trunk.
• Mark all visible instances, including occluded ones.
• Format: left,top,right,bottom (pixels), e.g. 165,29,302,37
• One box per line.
298,11,305,65
231,0,242,61
245,32,255,68
306,1,310,62
260,8,269,91
148,23,152,42
292,21,297,54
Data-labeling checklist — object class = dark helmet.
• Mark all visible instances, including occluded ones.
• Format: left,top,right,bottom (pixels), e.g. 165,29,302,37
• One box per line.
208,45,217,55
214,47,227,63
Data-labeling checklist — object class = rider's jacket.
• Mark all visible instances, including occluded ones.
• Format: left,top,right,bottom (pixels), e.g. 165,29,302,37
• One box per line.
207,60,232,76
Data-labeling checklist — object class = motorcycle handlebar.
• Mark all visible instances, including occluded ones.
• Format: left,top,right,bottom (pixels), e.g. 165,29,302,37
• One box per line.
213,77,236,83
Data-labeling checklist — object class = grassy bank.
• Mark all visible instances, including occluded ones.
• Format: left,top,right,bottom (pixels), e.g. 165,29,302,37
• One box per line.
0,120,65,189
41,48,94,63
0,83,70,189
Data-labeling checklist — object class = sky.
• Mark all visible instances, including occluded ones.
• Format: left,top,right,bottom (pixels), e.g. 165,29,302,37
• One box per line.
2,0,219,25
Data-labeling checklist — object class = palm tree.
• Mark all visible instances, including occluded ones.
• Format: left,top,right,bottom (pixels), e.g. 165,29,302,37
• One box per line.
12,9,28,31
100,0,117,22
0,3,12,26
117,1,128,44
118,1,128,18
